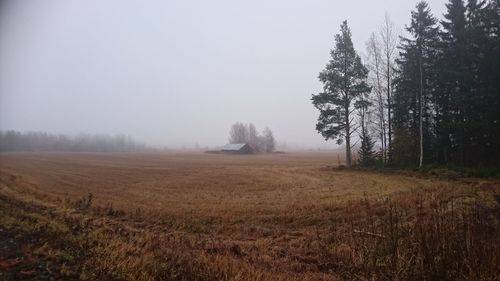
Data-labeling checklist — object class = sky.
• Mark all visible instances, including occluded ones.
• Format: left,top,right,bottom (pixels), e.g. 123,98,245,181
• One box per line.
0,0,448,148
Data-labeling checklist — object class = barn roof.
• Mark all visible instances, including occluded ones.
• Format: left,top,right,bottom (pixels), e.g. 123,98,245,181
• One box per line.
220,143,249,151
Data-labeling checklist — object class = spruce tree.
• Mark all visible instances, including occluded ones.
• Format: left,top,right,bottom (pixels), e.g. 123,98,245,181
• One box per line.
393,1,440,167
436,0,467,164
464,0,500,165
358,130,376,167
356,99,376,167
484,0,500,165
436,0,500,165
312,21,371,168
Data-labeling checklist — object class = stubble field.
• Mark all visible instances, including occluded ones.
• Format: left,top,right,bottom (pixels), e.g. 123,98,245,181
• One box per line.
1,152,499,280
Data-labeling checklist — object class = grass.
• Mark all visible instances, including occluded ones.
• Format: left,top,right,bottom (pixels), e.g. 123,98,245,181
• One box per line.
1,151,499,280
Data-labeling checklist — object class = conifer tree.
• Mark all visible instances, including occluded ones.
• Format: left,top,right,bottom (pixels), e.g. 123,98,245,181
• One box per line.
312,21,371,168
356,98,376,167
436,0,467,164
393,1,440,167
436,0,500,165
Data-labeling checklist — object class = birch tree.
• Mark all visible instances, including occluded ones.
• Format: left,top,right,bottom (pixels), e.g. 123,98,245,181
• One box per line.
380,14,399,163
366,32,387,163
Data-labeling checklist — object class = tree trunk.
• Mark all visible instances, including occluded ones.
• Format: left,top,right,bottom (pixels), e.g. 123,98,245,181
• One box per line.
381,120,386,165
387,60,392,163
345,105,352,168
346,133,351,168
419,57,424,168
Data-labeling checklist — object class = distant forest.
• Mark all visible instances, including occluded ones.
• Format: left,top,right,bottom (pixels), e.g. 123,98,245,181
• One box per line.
313,0,499,168
0,131,154,152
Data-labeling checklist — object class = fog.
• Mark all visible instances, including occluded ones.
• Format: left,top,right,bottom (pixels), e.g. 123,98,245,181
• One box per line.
0,0,447,149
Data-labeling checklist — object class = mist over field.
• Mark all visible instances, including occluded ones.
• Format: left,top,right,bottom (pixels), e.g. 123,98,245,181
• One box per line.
0,0,446,149
1,1,500,280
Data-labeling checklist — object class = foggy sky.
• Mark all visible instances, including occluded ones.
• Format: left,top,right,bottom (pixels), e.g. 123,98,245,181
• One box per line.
0,0,447,148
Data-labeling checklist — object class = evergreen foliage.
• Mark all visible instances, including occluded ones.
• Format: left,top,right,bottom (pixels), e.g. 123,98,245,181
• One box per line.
392,0,500,167
312,21,371,168
315,0,500,168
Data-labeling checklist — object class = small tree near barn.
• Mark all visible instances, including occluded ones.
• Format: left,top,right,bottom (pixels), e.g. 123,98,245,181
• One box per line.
261,127,275,152
229,122,248,144
228,122,276,152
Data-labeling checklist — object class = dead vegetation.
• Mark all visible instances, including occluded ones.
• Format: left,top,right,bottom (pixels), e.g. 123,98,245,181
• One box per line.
1,152,499,280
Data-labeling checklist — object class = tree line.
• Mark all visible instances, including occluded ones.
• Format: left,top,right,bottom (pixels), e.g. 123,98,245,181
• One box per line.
0,131,154,152
313,0,499,168
229,122,276,152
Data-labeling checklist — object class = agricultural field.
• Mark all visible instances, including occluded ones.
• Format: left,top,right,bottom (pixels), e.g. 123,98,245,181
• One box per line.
1,152,499,281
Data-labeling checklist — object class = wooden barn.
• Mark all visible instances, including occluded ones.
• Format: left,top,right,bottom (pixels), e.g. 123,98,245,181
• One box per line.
219,143,253,154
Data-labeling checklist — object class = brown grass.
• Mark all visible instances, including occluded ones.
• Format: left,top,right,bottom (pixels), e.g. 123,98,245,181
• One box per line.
1,151,499,280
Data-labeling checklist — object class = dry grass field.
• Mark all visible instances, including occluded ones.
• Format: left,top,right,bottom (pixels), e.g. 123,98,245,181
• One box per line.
1,151,499,280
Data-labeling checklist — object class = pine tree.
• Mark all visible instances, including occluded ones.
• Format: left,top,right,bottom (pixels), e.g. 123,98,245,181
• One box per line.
312,21,371,168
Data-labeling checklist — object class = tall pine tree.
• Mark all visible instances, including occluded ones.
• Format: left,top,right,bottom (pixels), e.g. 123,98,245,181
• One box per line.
312,21,371,168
